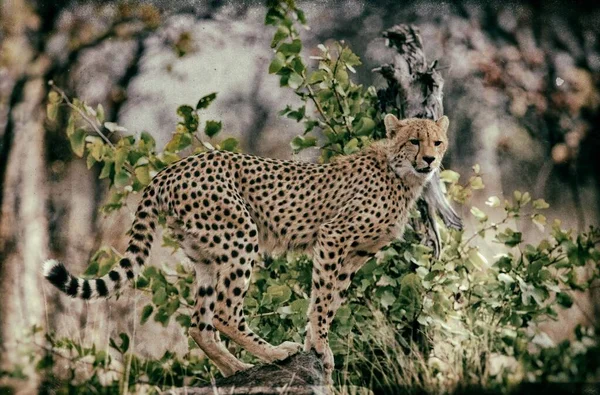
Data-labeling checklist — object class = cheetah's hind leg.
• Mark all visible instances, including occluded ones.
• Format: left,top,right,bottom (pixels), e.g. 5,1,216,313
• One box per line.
210,233,302,363
187,256,253,377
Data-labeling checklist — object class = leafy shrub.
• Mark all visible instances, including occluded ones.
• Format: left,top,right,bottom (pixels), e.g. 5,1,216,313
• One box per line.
5,1,599,394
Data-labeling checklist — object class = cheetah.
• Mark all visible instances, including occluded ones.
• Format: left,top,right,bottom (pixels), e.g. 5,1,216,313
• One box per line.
44,114,450,379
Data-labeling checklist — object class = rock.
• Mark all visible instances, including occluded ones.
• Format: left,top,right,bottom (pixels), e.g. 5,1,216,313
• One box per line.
165,351,327,395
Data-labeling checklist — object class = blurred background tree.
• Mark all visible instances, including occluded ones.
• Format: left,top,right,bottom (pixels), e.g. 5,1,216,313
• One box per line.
0,0,599,393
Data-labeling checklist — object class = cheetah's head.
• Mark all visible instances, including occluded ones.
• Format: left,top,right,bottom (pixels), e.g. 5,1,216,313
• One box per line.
383,115,449,180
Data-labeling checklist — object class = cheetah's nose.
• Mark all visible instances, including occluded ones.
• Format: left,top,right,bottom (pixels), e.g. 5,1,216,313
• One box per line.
423,156,435,165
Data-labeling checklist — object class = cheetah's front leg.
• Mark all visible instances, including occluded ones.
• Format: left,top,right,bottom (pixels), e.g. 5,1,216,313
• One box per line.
306,236,375,384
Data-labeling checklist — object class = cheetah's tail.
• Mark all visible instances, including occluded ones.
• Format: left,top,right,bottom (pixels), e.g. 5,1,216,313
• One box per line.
43,184,160,300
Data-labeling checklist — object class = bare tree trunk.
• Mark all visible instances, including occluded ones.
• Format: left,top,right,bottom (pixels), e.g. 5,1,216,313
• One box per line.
0,75,49,389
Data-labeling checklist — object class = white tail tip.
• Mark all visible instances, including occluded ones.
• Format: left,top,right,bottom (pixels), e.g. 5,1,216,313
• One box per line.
42,259,60,277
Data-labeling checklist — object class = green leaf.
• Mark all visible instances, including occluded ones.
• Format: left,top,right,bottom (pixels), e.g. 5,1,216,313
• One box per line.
266,284,292,304
343,138,359,155
99,160,113,179
278,39,302,55
439,170,460,183
154,307,170,327
470,206,488,222
119,333,130,353
467,248,488,269
533,199,550,210
135,165,151,186
495,228,522,247
308,70,327,85
287,72,303,89
196,92,217,110
379,289,396,309
46,103,59,122
165,298,181,316
177,105,199,131
498,273,514,284
113,170,130,188
470,176,484,190
152,288,167,305
114,147,128,172
140,131,156,150
69,129,87,158
96,104,105,123
204,120,222,138
271,26,290,48
340,47,361,67
109,333,129,354
219,137,239,152
36,354,54,370
269,52,286,74
176,314,191,328
485,196,501,208
141,305,153,325
354,117,375,136
290,135,317,152
532,213,547,232
86,153,96,169
556,292,573,308
83,260,99,276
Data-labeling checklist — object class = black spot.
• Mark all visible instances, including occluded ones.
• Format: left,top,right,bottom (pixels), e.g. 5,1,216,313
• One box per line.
96,279,109,297
65,278,79,300
126,244,140,254
120,258,132,268
233,287,242,296
109,270,120,282
81,280,92,299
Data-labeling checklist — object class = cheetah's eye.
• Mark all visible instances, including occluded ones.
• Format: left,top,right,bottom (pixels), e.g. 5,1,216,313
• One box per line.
434,141,442,146
409,139,420,145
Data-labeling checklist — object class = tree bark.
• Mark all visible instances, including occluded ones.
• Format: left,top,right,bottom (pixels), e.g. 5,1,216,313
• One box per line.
166,352,326,395
0,75,49,389
374,24,463,257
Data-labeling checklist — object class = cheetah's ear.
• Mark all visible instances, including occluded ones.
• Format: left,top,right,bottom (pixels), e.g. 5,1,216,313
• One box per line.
436,116,449,134
384,114,408,139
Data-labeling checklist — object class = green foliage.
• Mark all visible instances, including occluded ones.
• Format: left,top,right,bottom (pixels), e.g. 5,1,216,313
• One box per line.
265,0,382,162
9,2,597,394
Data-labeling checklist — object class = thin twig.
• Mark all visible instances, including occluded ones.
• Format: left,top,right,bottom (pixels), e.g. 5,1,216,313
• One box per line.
330,54,353,135
49,82,136,174
49,82,115,149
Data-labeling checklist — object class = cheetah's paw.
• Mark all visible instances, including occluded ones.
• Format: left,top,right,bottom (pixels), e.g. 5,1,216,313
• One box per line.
275,341,303,360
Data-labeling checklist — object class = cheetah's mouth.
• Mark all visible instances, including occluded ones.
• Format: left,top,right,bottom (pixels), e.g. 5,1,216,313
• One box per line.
415,167,432,174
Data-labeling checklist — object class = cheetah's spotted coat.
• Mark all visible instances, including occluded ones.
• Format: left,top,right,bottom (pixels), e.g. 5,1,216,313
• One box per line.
44,114,450,379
